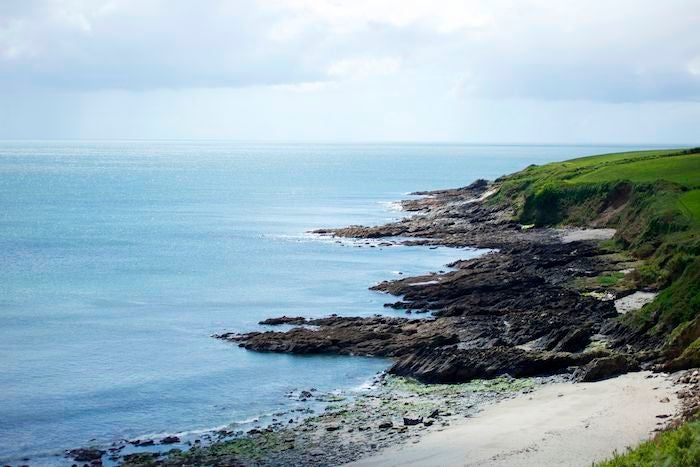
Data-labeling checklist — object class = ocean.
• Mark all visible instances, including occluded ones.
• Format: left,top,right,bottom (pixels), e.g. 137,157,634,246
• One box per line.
0,142,669,463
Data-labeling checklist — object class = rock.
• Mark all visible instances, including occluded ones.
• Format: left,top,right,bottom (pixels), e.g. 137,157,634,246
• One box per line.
68,449,104,462
259,316,308,326
130,439,154,447
227,316,459,358
423,420,434,427
574,354,639,382
549,326,592,353
428,409,440,418
378,421,393,429
390,346,606,383
326,425,341,431
121,453,158,464
403,417,423,426
160,436,180,444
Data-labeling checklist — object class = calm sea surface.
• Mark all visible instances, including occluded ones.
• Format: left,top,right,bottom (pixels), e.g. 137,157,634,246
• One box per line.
0,142,670,462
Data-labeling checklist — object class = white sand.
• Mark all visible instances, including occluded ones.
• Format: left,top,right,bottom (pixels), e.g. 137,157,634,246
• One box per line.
615,291,658,314
348,372,679,467
556,228,617,243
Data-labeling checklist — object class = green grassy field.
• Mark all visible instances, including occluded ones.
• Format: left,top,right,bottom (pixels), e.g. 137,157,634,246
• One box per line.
570,153,700,187
499,148,698,191
679,190,700,224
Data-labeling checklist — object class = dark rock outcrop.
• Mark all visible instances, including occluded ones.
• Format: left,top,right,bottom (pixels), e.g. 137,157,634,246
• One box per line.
219,316,459,357
574,354,639,382
389,346,608,383
68,448,104,462
259,316,308,326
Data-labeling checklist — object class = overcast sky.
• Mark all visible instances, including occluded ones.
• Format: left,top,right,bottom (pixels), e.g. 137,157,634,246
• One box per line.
1,0,699,143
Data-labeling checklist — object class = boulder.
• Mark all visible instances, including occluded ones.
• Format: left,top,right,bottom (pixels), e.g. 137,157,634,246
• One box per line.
160,436,180,444
403,417,423,426
68,449,104,462
574,354,639,382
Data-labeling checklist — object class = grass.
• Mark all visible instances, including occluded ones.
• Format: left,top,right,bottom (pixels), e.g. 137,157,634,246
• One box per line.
597,418,700,466
597,272,625,286
570,153,700,187
678,190,700,224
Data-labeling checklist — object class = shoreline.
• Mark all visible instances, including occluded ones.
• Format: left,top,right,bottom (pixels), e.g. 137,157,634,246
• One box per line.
64,152,699,465
111,373,567,466
62,369,694,466
348,371,681,467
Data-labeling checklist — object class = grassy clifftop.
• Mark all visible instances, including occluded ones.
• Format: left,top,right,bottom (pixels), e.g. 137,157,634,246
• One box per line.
501,147,700,466
492,147,700,365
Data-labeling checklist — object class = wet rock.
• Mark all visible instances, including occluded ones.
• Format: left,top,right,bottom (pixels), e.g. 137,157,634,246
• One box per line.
378,421,393,429
130,439,154,447
259,316,308,326
226,316,459,358
160,436,180,444
68,449,104,462
121,452,159,464
403,417,423,426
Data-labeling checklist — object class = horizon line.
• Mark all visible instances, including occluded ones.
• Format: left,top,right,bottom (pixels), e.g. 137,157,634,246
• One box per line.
0,139,697,147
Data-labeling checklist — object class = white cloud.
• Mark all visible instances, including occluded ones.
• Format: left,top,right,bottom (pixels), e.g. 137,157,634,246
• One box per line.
0,0,699,141
269,0,494,34
689,57,700,77
270,80,335,92
0,0,698,102
449,72,476,98
327,57,400,80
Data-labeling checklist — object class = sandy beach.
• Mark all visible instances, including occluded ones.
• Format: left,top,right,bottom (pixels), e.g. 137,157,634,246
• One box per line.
348,371,679,467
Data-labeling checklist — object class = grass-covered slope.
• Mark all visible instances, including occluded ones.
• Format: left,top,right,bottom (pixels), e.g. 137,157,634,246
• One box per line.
493,147,700,467
492,147,700,363
597,417,700,466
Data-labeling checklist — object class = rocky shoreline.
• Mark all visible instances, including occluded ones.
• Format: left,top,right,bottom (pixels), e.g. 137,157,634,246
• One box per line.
226,180,656,384
112,374,561,467
65,178,680,466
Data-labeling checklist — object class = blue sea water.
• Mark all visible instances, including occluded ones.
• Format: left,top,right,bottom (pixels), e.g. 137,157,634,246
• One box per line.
0,141,672,463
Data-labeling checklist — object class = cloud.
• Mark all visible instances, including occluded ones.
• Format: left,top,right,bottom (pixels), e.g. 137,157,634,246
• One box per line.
0,0,698,103
689,57,700,77
327,57,400,80
268,0,494,34
0,0,326,90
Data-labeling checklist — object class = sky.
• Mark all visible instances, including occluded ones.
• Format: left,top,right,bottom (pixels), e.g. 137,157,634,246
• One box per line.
1,0,699,143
